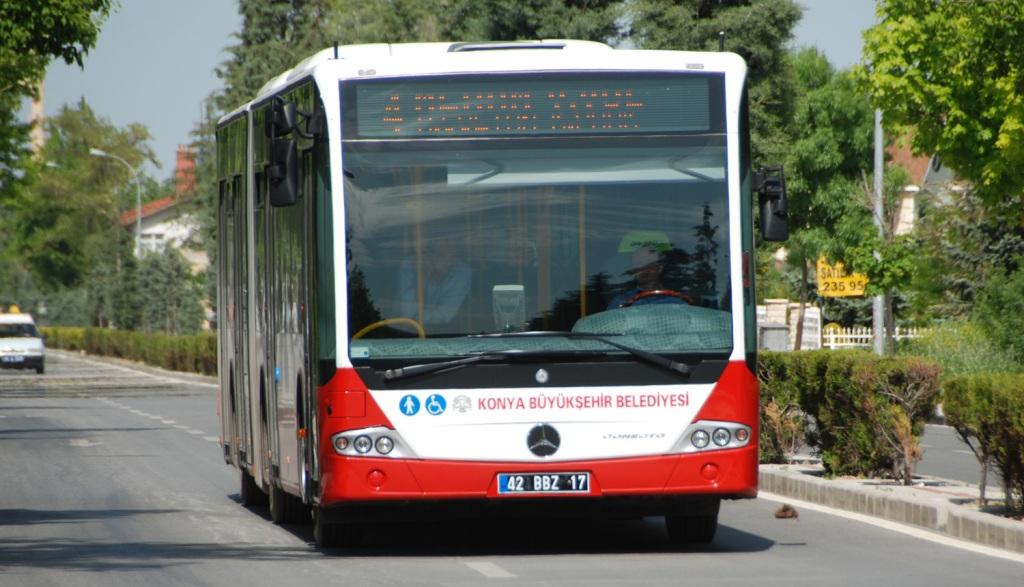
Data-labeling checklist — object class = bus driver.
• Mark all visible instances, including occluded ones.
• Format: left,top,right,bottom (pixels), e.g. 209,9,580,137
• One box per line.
607,230,692,309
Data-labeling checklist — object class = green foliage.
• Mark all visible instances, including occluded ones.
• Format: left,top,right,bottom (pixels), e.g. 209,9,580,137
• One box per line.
756,350,811,463
900,322,1020,381
42,326,217,376
911,190,1024,319
446,0,621,43
630,0,801,165
759,350,942,483
785,50,876,264
137,248,205,335
0,0,111,94
945,374,1024,515
0,0,111,215
971,264,1024,365
41,327,86,351
216,0,333,112
1,100,155,291
860,0,1024,205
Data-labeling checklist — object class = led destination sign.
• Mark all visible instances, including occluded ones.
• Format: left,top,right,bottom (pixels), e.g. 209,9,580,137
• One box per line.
350,75,722,138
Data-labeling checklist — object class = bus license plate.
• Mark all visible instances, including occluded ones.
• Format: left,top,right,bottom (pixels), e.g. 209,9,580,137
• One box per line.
497,472,590,494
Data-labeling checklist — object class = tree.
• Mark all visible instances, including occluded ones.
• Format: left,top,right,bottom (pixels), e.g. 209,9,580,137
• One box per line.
843,166,918,352
630,0,802,165
0,0,111,95
2,100,155,290
137,248,204,334
0,0,112,200
779,49,875,347
444,0,621,43
860,0,1024,205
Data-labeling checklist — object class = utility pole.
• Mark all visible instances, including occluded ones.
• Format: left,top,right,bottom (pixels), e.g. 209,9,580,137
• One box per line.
872,109,885,355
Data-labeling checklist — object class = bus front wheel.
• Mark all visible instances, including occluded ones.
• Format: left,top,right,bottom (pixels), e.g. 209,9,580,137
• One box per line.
313,507,363,549
665,499,720,545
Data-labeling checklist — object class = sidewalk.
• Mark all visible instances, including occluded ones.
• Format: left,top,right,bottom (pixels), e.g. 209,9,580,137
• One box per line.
760,463,1024,554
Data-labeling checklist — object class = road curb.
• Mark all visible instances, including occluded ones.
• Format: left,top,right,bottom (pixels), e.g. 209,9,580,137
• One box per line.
760,464,1024,554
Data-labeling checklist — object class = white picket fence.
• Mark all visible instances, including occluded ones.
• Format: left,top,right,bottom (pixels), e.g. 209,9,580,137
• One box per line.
822,326,926,349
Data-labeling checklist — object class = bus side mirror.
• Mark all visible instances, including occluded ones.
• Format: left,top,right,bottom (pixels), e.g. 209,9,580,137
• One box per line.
268,138,297,206
266,98,296,138
754,166,789,242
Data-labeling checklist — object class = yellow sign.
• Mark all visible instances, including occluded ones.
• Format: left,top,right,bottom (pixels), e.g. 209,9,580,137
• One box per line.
816,257,868,297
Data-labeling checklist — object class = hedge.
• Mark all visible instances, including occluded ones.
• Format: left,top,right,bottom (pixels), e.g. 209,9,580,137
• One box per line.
42,327,217,376
759,350,942,484
944,374,1024,516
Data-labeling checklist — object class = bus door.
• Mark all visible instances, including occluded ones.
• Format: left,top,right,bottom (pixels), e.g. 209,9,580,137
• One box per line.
232,172,253,466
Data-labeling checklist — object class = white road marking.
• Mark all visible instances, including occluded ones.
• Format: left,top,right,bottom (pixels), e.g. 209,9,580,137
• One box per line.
69,438,101,447
953,449,974,456
86,365,214,443
758,491,1024,565
463,561,516,578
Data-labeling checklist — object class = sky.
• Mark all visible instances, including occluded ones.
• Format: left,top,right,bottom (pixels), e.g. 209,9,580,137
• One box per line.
28,0,877,183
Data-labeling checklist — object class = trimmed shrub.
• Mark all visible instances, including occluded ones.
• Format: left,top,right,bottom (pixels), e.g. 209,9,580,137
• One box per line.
41,327,217,376
945,374,1024,516
759,350,941,483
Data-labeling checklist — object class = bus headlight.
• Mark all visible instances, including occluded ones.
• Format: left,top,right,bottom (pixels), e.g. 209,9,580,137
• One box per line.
691,429,710,449
676,421,752,453
712,428,731,447
375,436,394,455
330,427,414,458
353,435,373,454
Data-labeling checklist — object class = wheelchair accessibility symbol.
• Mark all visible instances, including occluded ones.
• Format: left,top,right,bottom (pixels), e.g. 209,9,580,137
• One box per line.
425,394,446,415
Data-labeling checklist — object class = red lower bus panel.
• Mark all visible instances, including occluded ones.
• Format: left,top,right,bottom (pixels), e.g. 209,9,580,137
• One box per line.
317,362,759,506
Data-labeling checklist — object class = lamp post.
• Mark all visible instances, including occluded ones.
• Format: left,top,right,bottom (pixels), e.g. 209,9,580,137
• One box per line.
90,147,142,257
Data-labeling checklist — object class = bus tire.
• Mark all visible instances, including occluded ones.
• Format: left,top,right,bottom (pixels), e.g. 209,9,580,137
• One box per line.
313,508,363,549
269,483,306,524
665,512,718,545
240,469,267,508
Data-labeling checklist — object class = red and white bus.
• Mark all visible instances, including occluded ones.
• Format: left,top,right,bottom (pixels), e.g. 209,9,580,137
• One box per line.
216,40,788,548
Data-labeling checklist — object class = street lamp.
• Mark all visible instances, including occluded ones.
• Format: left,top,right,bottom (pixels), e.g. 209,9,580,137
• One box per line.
89,147,142,257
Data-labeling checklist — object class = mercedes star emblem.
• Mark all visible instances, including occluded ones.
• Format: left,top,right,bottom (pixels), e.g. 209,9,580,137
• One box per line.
527,423,561,457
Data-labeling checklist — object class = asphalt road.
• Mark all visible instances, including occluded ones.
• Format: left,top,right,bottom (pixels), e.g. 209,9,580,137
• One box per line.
918,423,992,488
1,351,1021,586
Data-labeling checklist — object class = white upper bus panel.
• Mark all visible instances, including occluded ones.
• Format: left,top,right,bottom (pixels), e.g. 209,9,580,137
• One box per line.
252,41,746,105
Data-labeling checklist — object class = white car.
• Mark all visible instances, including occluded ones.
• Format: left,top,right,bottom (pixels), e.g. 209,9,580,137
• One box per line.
0,312,45,374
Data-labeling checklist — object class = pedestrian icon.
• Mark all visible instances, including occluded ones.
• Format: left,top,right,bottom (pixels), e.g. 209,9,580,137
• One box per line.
400,395,420,416
425,394,446,415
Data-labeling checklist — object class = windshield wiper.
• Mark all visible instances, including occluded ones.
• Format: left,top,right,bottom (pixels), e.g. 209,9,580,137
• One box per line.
469,331,692,377
383,350,567,382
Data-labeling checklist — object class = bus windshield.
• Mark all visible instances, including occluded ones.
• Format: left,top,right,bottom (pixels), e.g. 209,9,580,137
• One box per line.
343,76,732,364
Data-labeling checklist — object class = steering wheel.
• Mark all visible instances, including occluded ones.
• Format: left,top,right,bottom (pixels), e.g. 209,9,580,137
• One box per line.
620,289,694,308
352,317,426,340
